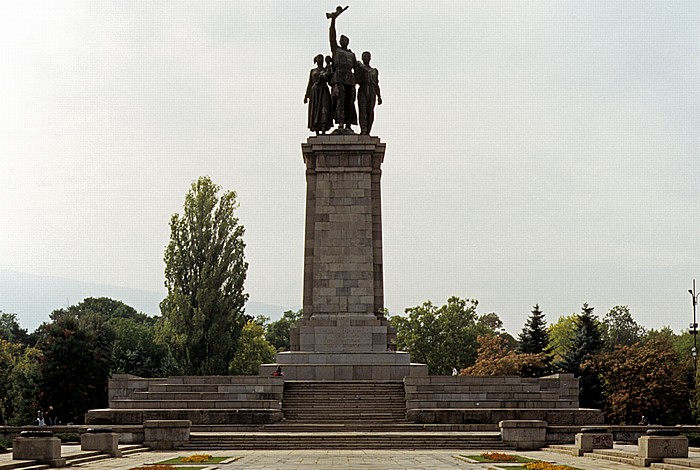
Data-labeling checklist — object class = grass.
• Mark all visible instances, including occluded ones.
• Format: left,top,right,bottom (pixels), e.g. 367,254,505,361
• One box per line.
154,456,230,465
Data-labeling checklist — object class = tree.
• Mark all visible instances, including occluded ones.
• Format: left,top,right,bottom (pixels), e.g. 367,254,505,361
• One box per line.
110,317,170,377
229,320,277,375
560,303,604,409
48,297,170,378
547,314,578,362
56,297,145,322
601,305,645,351
6,345,42,425
390,296,504,375
519,304,549,354
36,313,112,424
0,339,24,424
462,335,550,377
159,176,249,375
589,340,691,424
265,309,302,351
0,311,30,346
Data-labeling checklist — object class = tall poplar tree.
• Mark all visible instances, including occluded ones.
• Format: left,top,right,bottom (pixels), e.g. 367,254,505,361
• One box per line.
160,176,249,375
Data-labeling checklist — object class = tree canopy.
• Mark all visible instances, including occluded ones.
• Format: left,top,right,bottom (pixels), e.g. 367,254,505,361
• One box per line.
229,320,277,375
265,309,303,352
601,305,645,351
390,296,505,375
159,176,249,375
589,339,691,425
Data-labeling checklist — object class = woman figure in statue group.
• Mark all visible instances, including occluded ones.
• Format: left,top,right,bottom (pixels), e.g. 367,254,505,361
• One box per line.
304,54,333,135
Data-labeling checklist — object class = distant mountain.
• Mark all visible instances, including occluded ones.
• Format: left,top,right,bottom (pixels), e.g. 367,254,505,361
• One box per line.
0,269,291,332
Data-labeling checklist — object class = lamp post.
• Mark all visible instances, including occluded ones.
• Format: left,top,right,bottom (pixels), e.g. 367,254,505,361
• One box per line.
690,279,699,377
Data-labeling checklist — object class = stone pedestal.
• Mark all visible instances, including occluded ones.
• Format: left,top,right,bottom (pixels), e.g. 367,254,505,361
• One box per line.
143,420,190,450
499,420,547,450
261,351,428,380
81,430,122,457
12,437,66,467
634,435,688,466
291,135,392,352
574,429,613,456
265,135,424,381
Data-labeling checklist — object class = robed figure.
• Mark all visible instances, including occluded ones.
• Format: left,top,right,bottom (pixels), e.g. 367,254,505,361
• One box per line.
305,54,333,134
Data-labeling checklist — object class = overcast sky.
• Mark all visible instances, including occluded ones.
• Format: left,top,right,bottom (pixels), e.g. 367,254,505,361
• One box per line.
1,1,698,335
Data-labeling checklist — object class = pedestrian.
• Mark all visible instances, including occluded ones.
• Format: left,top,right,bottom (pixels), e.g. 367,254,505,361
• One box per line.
45,405,56,426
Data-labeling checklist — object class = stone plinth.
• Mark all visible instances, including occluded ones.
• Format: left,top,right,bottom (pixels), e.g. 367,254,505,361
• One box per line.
12,436,66,467
574,429,613,456
261,352,428,380
634,435,688,466
266,135,421,381
143,420,190,450
81,429,122,457
499,420,547,450
291,135,394,354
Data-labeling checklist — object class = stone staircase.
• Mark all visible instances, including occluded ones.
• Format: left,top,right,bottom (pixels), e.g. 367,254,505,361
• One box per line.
181,431,507,450
282,381,407,423
177,381,512,450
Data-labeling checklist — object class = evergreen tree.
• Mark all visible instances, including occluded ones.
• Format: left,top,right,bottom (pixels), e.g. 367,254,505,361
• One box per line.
560,303,604,408
519,304,549,354
159,176,249,375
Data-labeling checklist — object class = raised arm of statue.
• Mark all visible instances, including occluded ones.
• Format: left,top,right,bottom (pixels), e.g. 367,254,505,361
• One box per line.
329,16,338,54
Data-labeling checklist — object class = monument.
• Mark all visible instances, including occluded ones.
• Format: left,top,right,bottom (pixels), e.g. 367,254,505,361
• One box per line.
86,7,604,438
260,6,426,380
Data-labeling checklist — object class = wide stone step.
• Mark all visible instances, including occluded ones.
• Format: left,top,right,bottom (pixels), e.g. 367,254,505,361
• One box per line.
111,399,281,409
120,445,151,455
659,458,700,469
407,400,576,409
408,391,560,400
0,461,49,470
149,384,284,393
166,376,284,385
86,408,283,425
190,423,499,432
651,464,700,470
586,448,637,466
132,392,282,401
180,432,508,450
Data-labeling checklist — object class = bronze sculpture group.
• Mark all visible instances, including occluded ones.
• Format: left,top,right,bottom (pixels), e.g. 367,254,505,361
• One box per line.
305,6,382,136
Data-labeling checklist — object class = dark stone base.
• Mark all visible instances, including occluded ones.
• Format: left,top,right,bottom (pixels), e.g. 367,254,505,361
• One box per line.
85,409,283,426
407,408,604,426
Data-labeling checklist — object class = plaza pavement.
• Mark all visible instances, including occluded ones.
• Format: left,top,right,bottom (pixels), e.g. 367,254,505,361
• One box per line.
1,444,686,469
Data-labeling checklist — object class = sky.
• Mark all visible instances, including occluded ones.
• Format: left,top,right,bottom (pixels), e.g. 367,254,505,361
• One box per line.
1,1,699,335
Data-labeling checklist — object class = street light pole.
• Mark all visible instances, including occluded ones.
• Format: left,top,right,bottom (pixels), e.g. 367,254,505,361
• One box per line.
690,279,699,377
